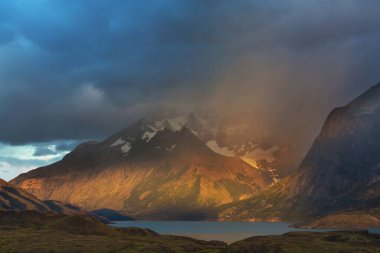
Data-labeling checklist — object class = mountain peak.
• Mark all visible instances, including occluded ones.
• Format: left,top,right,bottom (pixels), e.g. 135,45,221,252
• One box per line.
127,126,213,160
0,178,6,186
11,112,273,218
345,82,380,116
292,81,380,215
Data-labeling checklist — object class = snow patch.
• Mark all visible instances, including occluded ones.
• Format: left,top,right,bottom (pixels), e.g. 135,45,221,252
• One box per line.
166,144,176,152
243,146,279,164
167,115,187,131
152,115,188,132
120,143,131,154
110,138,125,147
240,157,258,168
206,140,235,157
191,130,198,136
142,131,156,142
239,146,280,182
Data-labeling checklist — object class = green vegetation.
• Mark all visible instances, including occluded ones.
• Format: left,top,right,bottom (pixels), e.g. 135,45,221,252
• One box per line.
0,227,228,253
298,209,380,229
2,211,380,253
224,230,380,253
0,211,225,253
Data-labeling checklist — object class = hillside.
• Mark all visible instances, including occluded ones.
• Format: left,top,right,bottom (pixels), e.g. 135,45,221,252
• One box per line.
0,178,85,215
220,83,380,227
1,213,378,253
0,211,226,253
12,126,271,220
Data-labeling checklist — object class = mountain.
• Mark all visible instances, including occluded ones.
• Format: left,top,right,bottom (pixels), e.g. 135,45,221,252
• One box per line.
291,83,380,216
1,178,226,252
11,122,272,219
219,82,380,227
129,109,299,181
91,208,134,221
0,178,83,215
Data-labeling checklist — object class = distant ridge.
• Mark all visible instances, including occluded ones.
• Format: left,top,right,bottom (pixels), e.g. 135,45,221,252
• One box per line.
0,178,84,215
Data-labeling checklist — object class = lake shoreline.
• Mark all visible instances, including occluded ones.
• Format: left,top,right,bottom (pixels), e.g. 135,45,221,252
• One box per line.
110,220,355,243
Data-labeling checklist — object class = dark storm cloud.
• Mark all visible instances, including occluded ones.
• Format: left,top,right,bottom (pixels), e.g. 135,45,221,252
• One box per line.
55,141,80,152
32,146,56,156
0,0,380,145
32,140,78,156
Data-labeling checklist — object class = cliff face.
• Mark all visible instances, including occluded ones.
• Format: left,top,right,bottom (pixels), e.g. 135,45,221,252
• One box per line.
12,127,271,220
295,83,380,213
219,83,380,224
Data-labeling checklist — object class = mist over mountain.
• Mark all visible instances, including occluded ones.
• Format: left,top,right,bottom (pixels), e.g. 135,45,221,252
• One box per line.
219,82,380,228
12,111,283,219
3,1,380,252
294,82,380,214
11,82,380,225
1,1,380,181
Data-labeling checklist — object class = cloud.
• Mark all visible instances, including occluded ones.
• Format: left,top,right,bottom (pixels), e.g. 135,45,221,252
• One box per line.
0,154,61,181
33,146,56,156
0,0,379,152
0,141,71,180
55,141,80,152
0,158,44,181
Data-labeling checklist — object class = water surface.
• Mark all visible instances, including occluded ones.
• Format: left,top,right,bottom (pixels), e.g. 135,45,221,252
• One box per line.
111,221,342,243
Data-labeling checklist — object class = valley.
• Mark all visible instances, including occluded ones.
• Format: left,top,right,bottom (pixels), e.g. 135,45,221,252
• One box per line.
2,1,380,251
8,83,380,227
1,211,380,253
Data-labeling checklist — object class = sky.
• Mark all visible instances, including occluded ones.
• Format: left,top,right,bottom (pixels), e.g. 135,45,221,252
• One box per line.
1,0,380,180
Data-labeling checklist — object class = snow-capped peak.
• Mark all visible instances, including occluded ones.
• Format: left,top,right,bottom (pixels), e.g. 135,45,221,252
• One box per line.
120,143,131,154
206,140,235,157
110,138,125,147
104,109,282,183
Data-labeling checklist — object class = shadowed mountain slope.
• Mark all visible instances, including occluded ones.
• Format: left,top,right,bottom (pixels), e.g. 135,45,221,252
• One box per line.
219,83,380,227
0,178,85,215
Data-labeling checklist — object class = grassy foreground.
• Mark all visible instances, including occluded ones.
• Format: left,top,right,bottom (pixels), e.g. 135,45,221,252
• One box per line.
0,211,225,253
1,211,380,253
225,230,380,253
